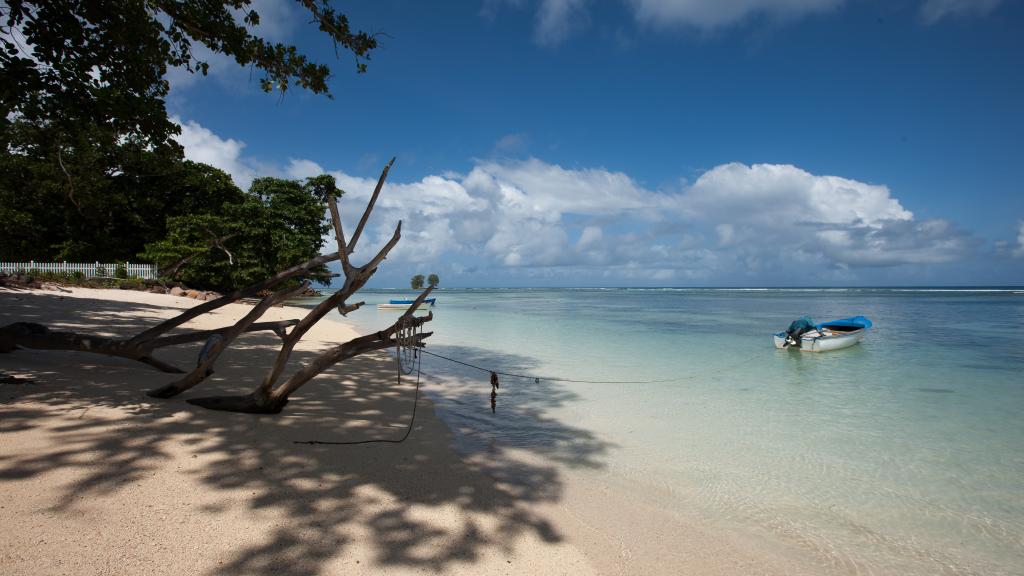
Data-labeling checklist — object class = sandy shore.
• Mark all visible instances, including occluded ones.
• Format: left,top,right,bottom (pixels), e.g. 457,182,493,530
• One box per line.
0,287,819,576
0,287,596,575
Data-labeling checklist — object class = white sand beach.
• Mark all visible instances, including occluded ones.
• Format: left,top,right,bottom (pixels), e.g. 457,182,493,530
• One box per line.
0,287,812,575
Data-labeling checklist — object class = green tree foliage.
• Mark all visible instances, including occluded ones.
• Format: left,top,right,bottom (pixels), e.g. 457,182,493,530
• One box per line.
1,1,376,260
410,274,425,290
0,120,245,261
1,0,377,151
140,176,335,291
427,273,439,287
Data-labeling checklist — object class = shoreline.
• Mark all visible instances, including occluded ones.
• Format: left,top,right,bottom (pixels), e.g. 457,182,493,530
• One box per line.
0,287,855,575
0,287,597,575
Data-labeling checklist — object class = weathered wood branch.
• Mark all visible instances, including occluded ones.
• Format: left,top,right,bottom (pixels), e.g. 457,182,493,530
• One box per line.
188,317,433,414
147,282,310,398
348,156,394,255
150,320,296,348
128,250,340,346
327,192,352,275
0,319,297,374
337,301,364,316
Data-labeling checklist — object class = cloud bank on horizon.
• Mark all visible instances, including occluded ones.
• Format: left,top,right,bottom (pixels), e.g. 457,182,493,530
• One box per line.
174,119,1009,286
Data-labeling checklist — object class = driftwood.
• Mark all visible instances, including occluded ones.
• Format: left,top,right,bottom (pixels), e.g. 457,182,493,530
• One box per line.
0,157,434,413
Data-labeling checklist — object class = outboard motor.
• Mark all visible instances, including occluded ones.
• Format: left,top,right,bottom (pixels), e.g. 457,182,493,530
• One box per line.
783,316,816,348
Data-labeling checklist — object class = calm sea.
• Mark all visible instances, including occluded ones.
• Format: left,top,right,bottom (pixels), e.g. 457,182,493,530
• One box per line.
296,287,1024,574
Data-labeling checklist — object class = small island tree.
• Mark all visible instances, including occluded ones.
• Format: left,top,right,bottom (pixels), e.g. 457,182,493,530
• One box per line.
428,273,439,287
411,274,425,289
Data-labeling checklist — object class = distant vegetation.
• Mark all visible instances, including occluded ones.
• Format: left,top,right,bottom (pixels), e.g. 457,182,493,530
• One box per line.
410,273,440,289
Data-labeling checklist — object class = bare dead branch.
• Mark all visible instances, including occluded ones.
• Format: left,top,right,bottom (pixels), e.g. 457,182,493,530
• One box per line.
358,220,401,278
327,192,352,274
150,320,298,348
128,250,341,346
348,156,395,254
147,282,309,398
56,145,82,214
203,227,235,265
338,301,364,315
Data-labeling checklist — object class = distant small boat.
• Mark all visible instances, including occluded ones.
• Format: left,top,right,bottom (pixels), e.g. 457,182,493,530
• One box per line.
774,316,872,352
377,303,431,310
377,297,435,311
389,298,435,306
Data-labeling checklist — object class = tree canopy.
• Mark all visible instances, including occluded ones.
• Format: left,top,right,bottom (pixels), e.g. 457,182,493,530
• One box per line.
140,175,335,291
410,274,425,290
1,0,378,151
0,120,246,261
427,273,439,287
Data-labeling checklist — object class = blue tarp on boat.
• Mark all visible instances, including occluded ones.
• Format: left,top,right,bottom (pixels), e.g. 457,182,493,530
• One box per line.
817,316,872,330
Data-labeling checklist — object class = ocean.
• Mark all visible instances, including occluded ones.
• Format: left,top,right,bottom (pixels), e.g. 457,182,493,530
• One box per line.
296,287,1024,574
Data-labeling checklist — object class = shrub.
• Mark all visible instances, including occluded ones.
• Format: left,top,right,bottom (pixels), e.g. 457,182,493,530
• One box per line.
115,262,128,279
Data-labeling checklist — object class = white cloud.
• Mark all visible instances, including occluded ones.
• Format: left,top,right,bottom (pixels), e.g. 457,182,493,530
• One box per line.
683,162,912,227
680,162,970,268
628,0,842,30
285,158,326,180
173,119,980,282
920,0,1002,24
174,118,259,188
1014,221,1024,258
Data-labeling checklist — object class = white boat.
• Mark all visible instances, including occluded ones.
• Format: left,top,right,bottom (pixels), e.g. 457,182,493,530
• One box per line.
773,316,872,352
377,302,431,311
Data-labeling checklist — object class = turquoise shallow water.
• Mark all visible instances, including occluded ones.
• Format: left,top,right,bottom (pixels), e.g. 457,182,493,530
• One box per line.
297,288,1024,574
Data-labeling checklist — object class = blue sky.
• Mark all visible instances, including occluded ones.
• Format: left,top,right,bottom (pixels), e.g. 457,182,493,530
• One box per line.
168,0,1024,287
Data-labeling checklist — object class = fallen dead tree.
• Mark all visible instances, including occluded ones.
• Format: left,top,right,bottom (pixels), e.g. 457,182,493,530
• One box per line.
0,158,433,413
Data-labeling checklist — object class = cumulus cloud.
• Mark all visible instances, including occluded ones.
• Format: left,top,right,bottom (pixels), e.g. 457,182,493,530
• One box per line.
681,162,972,268
174,118,980,283
920,0,1002,24
1014,221,1024,258
174,118,259,188
628,0,842,30
684,162,912,227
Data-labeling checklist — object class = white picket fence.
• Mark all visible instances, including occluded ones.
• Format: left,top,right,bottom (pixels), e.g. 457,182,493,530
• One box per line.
0,261,158,279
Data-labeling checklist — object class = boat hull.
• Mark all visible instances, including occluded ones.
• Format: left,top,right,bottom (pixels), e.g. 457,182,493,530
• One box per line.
774,315,871,352
802,329,865,352
389,298,436,305
377,303,431,311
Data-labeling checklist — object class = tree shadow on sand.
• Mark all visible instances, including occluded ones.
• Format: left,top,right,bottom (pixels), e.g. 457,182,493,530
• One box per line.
0,292,612,575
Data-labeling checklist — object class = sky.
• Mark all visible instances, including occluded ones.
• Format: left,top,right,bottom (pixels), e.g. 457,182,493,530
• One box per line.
167,0,1024,287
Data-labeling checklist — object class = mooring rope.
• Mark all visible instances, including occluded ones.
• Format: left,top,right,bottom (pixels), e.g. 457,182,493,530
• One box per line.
417,349,679,384
293,322,423,446
294,336,769,445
